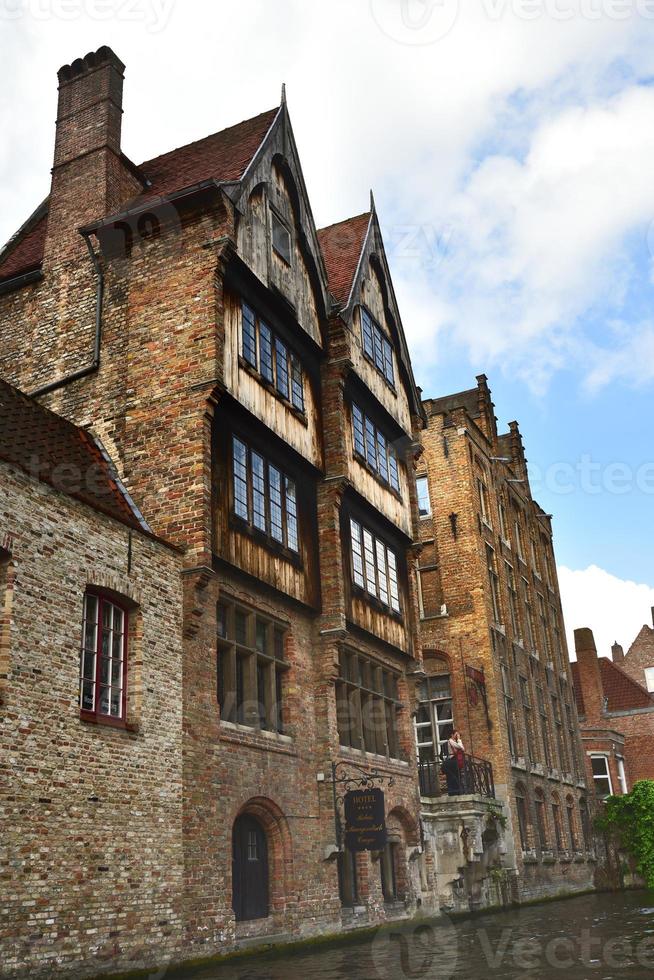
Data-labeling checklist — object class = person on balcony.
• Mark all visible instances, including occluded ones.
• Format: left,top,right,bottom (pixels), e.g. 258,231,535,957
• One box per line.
447,729,466,794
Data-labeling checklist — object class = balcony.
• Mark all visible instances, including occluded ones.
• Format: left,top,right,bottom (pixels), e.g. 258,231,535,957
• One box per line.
418,753,495,800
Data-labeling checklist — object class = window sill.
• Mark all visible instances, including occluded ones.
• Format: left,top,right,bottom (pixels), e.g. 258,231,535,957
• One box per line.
353,450,403,502
220,719,292,743
481,518,494,533
79,710,139,733
230,514,303,568
522,850,538,864
339,744,409,770
351,583,403,622
361,350,397,396
238,355,308,426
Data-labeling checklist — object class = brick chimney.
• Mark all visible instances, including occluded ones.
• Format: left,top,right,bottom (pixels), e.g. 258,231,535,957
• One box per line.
574,627,605,721
44,46,139,266
611,641,625,664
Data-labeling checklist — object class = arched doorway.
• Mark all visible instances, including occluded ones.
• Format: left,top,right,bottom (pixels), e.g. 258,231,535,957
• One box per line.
232,813,269,921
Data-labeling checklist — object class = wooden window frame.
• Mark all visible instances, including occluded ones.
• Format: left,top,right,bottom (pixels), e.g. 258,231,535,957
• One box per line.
349,518,402,615
79,591,128,729
416,475,431,517
239,301,305,415
217,599,288,734
336,649,401,760
360,307,395,388
231,436,300,556
271,209,292,265
350,401,401,495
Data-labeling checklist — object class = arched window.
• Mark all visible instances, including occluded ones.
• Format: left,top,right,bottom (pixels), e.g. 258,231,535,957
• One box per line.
79,591,129,723
232,813,269,921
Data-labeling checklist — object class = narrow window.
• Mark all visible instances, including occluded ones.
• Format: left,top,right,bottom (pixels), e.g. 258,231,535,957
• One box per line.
352,405,365,457
275,339,289,400
285,477,299,553
364,417,377,469
79,593,127,721
350,520,365,588
268,466,284,543
416,476,431,517
241,303,258,368
382,337,394,386
361,308,374,360
251,451,267,532
271,211,292,264
259,321,274,383
388,448,400,493
377,431,389,483
363,529,377,597
515,787,530,851
290,354,304,411
232,437,250,521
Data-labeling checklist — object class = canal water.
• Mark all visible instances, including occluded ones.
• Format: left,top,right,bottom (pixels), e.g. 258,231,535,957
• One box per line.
186,891,654,980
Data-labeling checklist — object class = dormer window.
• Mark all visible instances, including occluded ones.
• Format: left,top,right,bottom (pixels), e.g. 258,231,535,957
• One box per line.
271,211,292,264
360,307,395,387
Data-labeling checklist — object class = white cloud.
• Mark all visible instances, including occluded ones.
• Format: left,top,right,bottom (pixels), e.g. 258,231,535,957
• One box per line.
2,3,654,395
558,563,654,660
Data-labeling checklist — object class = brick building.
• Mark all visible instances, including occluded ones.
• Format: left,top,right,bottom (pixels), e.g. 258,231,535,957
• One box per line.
0,47,433,978
0,380,185,977
415,376,595,902
571,625,654,800
612,608,654,694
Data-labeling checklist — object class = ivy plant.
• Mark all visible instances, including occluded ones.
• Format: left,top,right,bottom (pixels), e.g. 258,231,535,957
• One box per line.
595,780,654,888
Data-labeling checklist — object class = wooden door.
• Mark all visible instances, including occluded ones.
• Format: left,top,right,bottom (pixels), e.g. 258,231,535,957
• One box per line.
232,814,269,921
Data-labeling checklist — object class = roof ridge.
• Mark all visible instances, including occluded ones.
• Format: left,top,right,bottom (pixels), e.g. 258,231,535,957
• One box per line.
138,106,279,171
317,210,371,234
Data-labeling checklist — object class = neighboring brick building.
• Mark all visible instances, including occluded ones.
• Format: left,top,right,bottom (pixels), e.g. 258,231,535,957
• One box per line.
571,626,654,800
0,379,185,978
416,376,595,902
0,47,432,978
612,608,654,695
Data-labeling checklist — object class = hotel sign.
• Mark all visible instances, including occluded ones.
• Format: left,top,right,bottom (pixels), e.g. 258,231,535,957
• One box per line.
344,788,387,851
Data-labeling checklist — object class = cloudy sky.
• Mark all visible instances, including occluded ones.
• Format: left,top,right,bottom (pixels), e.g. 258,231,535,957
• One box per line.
2,0,653,658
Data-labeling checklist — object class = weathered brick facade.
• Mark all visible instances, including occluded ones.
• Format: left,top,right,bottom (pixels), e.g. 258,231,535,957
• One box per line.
0,47,434,978
0,453,184,978
416,376,595,902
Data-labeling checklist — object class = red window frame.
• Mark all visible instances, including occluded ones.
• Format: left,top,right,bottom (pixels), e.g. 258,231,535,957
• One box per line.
79,591,128,729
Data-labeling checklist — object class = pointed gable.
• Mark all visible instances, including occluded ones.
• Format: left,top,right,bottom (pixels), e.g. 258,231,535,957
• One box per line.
598,657,654,712
317,212,371,307
0,108,280,283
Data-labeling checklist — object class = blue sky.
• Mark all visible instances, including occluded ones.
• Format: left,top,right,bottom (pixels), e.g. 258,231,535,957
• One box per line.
1,0,653,657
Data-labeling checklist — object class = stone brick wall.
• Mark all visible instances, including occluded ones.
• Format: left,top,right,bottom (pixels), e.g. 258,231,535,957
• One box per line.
0,461,184,979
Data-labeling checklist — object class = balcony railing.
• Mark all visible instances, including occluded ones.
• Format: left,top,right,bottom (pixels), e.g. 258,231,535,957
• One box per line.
418,753,495,800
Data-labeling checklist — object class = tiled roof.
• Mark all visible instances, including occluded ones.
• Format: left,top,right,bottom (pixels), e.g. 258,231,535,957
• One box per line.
131,107,278,204
0,214,47,282
571,658,654,715
599,657,654,712
0,107,279,282
0,378,145,531
317,212,371,306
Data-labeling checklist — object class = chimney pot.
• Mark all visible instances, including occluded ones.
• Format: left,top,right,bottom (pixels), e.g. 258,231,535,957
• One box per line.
574,627,597,656
611,642,624,663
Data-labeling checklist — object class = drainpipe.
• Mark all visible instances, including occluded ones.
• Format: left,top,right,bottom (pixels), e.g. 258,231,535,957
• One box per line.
30,230,103,398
